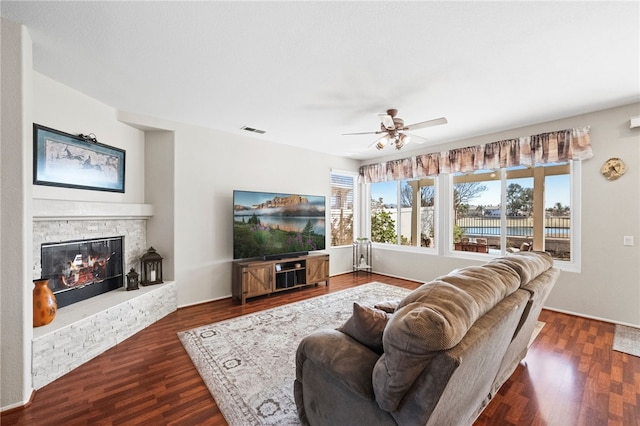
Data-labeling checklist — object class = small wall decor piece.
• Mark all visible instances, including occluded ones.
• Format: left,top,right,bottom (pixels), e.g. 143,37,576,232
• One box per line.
601,157,626,181
33,123,126,192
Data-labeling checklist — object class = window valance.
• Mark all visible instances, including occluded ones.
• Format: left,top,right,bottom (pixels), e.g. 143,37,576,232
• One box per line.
359,126,592,184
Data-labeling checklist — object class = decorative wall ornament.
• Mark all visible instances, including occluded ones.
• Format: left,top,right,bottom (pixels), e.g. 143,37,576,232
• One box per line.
601,157,626,180
33,124,126,192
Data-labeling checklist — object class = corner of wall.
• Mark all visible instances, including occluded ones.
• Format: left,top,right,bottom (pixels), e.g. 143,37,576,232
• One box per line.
0,17,35,410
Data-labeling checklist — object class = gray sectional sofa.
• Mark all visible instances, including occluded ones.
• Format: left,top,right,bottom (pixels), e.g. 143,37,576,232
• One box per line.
294,252,559,426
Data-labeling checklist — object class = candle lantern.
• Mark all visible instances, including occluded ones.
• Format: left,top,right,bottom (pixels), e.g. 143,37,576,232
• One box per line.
140,246,163,286
126,268,139,291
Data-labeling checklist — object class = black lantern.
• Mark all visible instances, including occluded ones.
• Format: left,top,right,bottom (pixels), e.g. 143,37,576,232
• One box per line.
140,247,163,286
126,268,139,291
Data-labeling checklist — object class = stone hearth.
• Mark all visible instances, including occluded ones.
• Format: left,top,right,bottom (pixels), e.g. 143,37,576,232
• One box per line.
31,199,177,389
32,281,177,389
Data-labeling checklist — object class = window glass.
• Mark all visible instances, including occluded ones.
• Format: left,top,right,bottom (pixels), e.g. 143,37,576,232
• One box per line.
370,181,398,245
505,170,534,253
418,178,436,248
544,168,571,260
370,178,437,248
330,172,354,246
399,180,412,246
452,170,496,253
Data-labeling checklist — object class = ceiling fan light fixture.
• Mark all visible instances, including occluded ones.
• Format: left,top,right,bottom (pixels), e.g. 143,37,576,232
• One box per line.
375,136,388,150
395,133,410,150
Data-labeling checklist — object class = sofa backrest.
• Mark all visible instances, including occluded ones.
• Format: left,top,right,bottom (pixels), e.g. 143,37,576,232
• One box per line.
488,251,554,287
372,251,554,412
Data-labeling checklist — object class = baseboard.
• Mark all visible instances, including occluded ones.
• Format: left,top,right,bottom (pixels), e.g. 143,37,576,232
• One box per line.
1,389,34,414
542,306,639,328
178,293,231,309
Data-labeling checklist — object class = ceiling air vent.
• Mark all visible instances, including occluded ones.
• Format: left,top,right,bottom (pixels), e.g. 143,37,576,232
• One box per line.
241,126,266,134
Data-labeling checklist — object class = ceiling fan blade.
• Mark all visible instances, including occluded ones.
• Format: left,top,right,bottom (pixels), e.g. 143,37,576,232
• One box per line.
342,130,383,136
405,132,428,144
405,117,448,131
378,113,395,130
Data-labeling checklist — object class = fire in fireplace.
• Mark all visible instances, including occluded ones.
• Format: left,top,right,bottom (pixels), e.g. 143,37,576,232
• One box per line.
41,236,124,308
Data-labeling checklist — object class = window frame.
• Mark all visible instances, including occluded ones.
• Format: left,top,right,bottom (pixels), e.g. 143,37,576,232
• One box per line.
362,162,581,272
329,169,358,248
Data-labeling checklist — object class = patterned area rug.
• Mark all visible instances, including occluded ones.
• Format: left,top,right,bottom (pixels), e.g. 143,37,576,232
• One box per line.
178,282,411,426
613,324,640,357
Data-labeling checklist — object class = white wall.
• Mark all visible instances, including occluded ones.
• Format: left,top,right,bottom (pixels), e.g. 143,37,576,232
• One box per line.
113,111,361,307
0,18,33,410
144,130,175,282
366,103,640,327
170,124,358,306
32,73,146,203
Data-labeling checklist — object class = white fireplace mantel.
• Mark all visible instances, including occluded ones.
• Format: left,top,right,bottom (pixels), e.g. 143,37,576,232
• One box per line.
33,198,153,221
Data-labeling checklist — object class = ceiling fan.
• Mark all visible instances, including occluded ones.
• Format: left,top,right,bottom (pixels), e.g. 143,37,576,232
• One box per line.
343,109,448,150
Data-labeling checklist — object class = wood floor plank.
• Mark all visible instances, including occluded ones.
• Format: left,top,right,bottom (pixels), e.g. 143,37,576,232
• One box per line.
3,272,639,425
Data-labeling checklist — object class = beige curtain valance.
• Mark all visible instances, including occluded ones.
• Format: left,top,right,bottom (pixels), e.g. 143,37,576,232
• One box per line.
358,126,592,184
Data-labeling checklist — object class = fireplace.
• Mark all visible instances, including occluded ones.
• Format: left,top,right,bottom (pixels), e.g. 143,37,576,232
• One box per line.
40,236,124,308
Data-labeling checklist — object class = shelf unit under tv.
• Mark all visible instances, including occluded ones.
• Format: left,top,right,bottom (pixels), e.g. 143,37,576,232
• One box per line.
231,253,330,304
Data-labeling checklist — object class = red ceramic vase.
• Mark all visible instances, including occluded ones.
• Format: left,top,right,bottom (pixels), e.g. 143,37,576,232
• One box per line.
33,279,57,327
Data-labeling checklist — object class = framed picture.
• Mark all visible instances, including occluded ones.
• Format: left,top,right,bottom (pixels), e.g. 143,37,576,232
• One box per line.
33,124,125,193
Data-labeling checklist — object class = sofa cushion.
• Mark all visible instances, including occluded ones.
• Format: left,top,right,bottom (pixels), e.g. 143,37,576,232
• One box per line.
435,262,521,306
489,251,553,286
338,303,391,354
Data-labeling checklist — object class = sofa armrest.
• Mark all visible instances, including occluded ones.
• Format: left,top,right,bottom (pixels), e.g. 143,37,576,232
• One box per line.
296,329,381,400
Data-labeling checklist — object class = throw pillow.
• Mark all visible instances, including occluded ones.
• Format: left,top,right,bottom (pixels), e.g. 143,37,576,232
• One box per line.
374,300,400,313
338,302,391,353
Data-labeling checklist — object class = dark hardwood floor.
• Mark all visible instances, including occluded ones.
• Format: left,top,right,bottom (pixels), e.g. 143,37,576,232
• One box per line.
3,273,639,425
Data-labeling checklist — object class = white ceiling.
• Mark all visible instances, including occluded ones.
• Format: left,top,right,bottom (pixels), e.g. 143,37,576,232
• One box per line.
2,1,639,160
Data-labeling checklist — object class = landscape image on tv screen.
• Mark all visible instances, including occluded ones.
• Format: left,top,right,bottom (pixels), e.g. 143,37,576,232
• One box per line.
233,191,326,259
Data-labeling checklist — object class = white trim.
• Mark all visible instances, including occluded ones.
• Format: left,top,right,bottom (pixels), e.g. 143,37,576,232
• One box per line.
33,198,153,220
543,306,639,329
565,160,582,272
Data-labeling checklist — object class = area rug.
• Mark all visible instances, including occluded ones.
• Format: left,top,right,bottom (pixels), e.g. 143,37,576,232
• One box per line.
178,282,411,426
613,324,640,357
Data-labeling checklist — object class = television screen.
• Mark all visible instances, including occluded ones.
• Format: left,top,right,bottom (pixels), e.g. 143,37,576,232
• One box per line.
233,190,326,260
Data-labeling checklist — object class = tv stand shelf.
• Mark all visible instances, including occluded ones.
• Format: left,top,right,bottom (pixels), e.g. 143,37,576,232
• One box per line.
232,253,329,304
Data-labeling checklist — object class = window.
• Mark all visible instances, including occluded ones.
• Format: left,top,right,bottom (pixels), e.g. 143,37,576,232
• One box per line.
369,178,437,249
330,171,356,246
370,181,398,245
451,162,573,261
360,126,588,269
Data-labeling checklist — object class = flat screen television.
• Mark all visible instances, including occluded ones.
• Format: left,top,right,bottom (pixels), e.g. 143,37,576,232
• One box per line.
233,190,326,260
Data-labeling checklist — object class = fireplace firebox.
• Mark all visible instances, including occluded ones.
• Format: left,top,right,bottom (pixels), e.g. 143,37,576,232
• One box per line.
41,236,124,308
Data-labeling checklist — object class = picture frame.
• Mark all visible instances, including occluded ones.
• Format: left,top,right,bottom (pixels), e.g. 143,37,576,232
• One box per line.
33,124,125,193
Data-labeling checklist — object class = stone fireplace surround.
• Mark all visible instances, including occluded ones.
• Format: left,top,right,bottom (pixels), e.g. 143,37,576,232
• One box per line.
31,199,177,389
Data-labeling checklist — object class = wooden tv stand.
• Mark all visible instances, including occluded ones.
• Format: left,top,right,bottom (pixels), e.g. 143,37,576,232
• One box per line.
232,253,329,304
